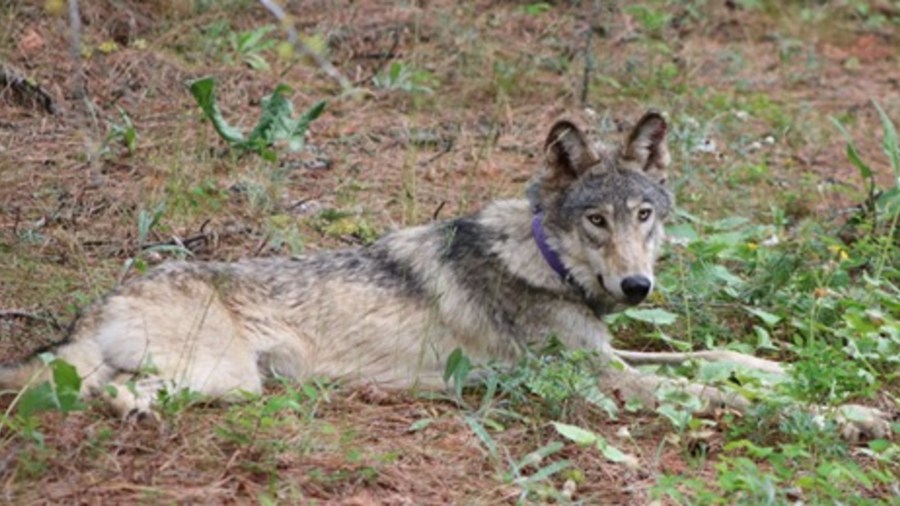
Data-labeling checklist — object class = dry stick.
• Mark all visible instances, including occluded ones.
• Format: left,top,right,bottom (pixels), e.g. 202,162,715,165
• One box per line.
258,0,353,92
68,0,85,101
580,0,603,106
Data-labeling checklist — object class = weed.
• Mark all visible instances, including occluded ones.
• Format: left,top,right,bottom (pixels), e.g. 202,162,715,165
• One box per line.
552,422,636,466
832,100,900,230
15,354,85,418
264,214,307,254
189,77,326,161
124,202,192,275
520,3,552,16
309,208,378,245
101,106,138,156
0,355,84,450
230,25,277,71
372,61,436,95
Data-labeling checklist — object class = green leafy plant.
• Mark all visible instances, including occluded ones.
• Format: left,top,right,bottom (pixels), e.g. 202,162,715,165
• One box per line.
230,25,277,71
625,4,672,38
15,354,85,417
189,77,326,161
443,347,472,399
101,106,138,156
552,422,637,467
372,62,436,95
0,355,86,447
831,100,900,228
520,2,552,16
308,208,378,245
124,202,193,275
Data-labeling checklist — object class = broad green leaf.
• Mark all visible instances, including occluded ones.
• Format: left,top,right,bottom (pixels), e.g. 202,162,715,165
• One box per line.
189,77,245,144
17,382,57,417
408,418,433,432
846,143,873,181
584,386,618,419
442,347,471,397
517,441,564,468
745,307,781,326
873,100,899,177
657,404,691,430
623,308,678,326
877,186,900,215
711,216,749,231
51,359,84,412
289,100,327,151
724,439,775,458
464,415,498,458
829,115,853,142
243,53,270,71
709,264,745,288
753,325,776,350
235,25,275,53
515,459,571,485
596,438,637,467
829,116,873,181
867,439,890,453
552,422,597,445
244,84,296,148
262,395,302,415
665,223,698,242
443,348,465,383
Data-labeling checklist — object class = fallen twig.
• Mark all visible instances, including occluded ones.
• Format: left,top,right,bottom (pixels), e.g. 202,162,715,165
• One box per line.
258,0,353,92
139,223,253,255
0,63,59,115
418,138,455,167
0,309,63,331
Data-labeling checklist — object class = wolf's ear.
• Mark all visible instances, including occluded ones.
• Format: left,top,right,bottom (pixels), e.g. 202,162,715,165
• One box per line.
622,111,669,184
544,120,597,187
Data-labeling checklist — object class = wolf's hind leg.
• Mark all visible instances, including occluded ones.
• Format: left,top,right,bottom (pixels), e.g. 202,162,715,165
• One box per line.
101,375,171,422
102,358,265,422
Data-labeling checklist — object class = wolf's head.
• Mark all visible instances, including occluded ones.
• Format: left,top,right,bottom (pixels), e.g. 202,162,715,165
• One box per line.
528,112,673,306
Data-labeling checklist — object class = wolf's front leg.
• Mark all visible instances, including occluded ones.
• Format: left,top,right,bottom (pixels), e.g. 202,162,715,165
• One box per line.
612,349,785,376
597,359,893,443
597,361,750,415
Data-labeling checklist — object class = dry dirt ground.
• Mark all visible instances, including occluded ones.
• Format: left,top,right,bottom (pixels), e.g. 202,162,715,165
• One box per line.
1,0,899,503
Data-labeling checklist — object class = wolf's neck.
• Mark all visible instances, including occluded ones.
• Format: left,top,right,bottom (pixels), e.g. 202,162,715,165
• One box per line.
478,199,572,294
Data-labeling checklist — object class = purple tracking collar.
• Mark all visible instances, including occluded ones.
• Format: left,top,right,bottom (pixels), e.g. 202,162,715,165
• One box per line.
531,212,570,280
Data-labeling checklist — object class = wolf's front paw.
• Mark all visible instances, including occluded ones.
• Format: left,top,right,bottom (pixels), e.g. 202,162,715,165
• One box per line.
835,404,893,444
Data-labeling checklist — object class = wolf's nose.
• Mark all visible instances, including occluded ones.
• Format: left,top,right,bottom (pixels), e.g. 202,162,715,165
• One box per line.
621,275,652,303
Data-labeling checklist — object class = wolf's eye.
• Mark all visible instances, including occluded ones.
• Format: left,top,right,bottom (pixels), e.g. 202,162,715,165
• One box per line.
587,214,607,228
637,209,652,222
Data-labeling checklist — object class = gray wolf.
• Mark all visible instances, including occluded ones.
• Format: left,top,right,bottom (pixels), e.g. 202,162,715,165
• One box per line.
0,112,890,441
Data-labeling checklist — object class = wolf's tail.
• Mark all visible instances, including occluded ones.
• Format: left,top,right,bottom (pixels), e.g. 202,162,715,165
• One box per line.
0,337,107,395
0,355,48,393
